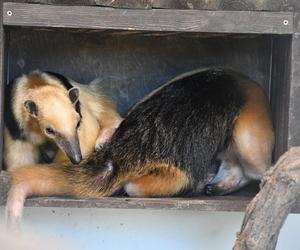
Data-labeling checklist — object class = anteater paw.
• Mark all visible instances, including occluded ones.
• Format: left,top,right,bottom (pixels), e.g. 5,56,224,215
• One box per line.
204,184,223,196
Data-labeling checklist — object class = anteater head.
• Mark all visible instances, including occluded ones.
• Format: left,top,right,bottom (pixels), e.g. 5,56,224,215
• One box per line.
24,82,83,164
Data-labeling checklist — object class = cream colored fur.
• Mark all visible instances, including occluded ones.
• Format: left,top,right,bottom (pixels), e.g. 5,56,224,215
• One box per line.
5,71,122,171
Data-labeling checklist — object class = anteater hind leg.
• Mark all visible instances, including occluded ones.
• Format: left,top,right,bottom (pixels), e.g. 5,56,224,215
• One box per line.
231,83,274,181
205,82,274,195
205,149,250,195
124,164,189,197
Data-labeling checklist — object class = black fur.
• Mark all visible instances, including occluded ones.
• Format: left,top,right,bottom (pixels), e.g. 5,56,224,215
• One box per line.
45,71,74,90
46,71,82,118
68,68,248,194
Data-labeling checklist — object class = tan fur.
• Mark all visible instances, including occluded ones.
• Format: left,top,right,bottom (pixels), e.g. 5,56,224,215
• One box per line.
6,164,73,227
70,80,122,149
233,79,274,179
71,81,122,135
9,164,72,197
5,71,122,171
4,128,39,171
125,164,189,197
208,78,274,194
6,162,188,205
54,106,101,161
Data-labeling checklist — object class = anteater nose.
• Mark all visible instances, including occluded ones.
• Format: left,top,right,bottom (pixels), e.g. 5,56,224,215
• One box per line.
71,154,82,165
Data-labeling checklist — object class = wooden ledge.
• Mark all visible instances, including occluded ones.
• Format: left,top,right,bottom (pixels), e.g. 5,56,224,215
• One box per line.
4,1,300,12
23,196,252,211
1,170,300,212
0,171,250,212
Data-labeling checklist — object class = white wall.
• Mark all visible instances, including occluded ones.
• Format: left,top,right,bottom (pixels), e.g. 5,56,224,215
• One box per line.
0,207,299,250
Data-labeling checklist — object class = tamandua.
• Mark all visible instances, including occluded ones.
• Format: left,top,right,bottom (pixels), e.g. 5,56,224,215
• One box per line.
6,68,274,227
4,70,122,171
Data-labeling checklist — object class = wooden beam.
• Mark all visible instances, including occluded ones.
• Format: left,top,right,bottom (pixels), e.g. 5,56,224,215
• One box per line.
0,1,6,171
5,0,95,5
3,0,300,12
152,0,300,12
22,196,252,211
94,0,152,9
3,2,294,34
8,0,150,8
270,36,292,160
288,14,300,149
0,172,9,205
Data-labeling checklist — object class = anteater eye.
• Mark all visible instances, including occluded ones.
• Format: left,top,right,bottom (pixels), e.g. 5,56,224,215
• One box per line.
45,127,55,135
76,120,81,129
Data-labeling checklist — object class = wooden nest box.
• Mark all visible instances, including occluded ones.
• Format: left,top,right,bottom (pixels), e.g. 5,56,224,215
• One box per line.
0,0,300,212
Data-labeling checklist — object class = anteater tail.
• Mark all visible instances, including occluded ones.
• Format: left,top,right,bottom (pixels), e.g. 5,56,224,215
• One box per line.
6,156,121,229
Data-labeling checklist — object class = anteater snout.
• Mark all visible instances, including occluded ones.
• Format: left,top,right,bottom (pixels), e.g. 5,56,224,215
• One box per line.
58,135,82,165
70,153,82,165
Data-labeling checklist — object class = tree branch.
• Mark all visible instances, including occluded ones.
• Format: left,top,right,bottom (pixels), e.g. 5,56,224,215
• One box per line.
233,147,300,250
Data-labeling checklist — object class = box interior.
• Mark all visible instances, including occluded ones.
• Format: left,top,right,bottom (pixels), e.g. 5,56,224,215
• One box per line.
4,27,292,171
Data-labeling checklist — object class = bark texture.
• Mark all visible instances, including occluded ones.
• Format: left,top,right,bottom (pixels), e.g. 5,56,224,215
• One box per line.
234,147,300,250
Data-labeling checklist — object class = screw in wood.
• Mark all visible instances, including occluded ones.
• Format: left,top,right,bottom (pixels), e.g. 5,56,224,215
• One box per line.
283,20,289,25
6,11,12,16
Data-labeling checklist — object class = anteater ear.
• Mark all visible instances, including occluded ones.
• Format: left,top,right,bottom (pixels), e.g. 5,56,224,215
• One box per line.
24,100,38,117
68,87,79,104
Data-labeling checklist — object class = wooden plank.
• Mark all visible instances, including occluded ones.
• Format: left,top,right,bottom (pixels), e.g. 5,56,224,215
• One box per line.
3,2,294,34
6,0,149,8
5,0,95,5
94,0,152,9
4,0,300,12
288,13,300,149
22,195,300,213
0,172,9,205
0,0,6,171
270,35,292,160
23,196,251,212
152,0,300,12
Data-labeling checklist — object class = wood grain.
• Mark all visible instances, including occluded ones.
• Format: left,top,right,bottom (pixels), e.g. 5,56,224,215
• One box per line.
270,35,292,160
3,0,300,12
5,0,94,5
234,147,300,250
94,0,152,9
152,0,299,12
287,14,300,149
23,196,251,211
0,1,6,171
3,2,294,34
0,172,9,205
